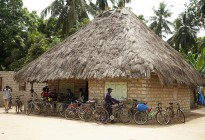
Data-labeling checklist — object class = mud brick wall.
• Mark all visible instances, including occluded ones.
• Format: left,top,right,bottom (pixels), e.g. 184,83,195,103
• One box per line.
89,75,192,112
0,71,46,107
48,79,87,98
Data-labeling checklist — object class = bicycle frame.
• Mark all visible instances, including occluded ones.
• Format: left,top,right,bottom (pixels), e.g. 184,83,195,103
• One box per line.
15,95,24,114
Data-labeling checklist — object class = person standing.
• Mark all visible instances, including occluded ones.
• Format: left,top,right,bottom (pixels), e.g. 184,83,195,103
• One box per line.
105,88,119,120
198,86,204,106
2,86,12,113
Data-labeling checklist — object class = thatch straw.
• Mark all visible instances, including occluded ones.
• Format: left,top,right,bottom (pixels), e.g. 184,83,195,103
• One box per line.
14,8,205,86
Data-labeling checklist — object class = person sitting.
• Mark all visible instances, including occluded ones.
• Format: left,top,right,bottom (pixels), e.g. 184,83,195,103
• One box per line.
79,88,85,102
49,89,58,101
66,89,74,103
105,88,120,121
41,87,49,100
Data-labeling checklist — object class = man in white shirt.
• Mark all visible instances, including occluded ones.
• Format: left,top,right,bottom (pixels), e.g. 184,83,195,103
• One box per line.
2,86,12,113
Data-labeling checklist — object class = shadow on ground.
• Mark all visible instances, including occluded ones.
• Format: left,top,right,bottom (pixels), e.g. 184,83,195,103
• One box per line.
0,106,205,128
185,106,205,122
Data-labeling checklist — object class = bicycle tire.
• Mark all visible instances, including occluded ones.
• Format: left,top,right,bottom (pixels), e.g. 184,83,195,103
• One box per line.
177,109,185,123
65,107,77,119
166,107,174,118
93,107,109,123
43,103,52,116
84,108,93,122
19,101,23,112
77,105,87,121
118,107,131,124
33,104,41,115
26,103,33,115
156,110,170,125
133,111,148,125
16,102,19,114
58,104,66,117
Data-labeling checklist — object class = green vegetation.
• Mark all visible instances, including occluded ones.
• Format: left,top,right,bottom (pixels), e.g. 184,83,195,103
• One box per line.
149,2,172,38
0,0,204,78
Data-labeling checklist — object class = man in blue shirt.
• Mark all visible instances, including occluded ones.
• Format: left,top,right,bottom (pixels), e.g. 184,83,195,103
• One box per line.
105,88,119,117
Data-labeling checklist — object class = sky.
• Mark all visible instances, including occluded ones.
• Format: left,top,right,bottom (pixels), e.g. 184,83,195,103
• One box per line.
22,0,190,20
22,0,205,36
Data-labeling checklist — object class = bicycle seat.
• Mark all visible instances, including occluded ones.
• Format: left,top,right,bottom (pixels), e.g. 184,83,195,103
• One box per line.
87,100,96,103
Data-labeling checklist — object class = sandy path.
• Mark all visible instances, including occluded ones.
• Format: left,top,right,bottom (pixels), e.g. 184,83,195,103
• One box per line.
0,107,205,140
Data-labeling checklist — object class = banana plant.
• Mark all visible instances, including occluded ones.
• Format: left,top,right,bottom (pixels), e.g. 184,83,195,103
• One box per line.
186,48,205,78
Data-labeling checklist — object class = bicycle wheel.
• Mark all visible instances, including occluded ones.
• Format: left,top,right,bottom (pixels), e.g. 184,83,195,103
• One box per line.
16,102,20,114
177,109,185,123
84,108,93,122
33,103,41,115
19,101,23,112
26,102,33,115
166,107,174,118
58,104,65,117
65,107,77,119
77,105,87,121
133,111,148,125
93,107,109,123
118,107,131,124
156,110,170,125
43,103,52,116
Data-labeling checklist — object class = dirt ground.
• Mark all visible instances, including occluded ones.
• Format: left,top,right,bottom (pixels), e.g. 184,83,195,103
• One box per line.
0,107,205,140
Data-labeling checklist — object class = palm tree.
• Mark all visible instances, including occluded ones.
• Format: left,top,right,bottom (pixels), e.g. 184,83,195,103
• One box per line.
198,0,205,15
168,13,198,54
149,2,172,38
41,0,95,37
116,0,132,8
96,0,109,10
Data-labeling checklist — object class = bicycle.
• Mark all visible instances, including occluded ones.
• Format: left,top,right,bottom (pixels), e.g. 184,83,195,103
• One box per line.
105,101,130,123
65,100,82,119
57,101,69,117
15,95,24,114
26,97,41,115
78,99,108,123
134,102,170,125
119,99,139,124
166,101,185,123
41,98,54,116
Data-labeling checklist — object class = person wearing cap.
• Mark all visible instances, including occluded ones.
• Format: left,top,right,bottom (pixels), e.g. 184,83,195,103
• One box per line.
105,88,120,118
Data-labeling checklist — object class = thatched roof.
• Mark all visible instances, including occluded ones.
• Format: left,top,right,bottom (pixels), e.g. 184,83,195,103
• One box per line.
14,8,205,86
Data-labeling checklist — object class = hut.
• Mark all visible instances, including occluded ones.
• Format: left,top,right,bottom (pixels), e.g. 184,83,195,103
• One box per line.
14,8,205,111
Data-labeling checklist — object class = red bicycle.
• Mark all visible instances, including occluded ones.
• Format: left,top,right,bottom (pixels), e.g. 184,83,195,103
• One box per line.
65,100,82,119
